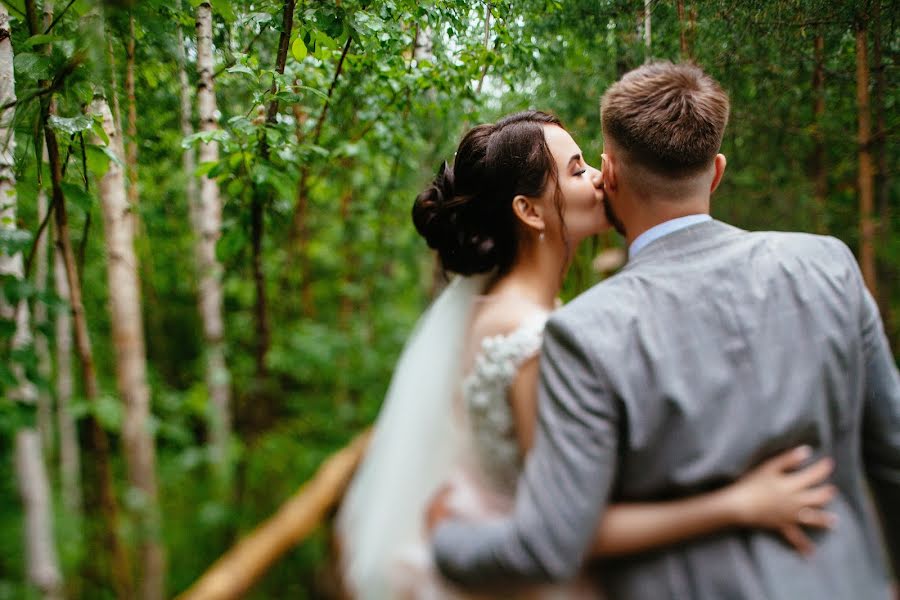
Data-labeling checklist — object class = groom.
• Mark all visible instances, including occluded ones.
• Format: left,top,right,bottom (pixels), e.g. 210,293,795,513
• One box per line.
431,62,900,598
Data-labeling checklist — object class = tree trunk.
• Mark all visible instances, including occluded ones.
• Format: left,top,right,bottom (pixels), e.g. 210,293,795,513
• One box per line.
54,246,81,518
811,33,827,234
125,14,138,208
15,432,64,600
855,22,877,296
175,0,198,239
252,0,295,377
677,0,688,58
0,7,64,597
476,4,491,94
34,163,54,456
643,0,651,54
46,104,134,600
195,1,232,475
289,35,352,317
871,0,888,223
89,95,165,600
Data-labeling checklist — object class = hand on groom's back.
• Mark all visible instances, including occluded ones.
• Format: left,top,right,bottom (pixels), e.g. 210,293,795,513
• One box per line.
425,484,454,535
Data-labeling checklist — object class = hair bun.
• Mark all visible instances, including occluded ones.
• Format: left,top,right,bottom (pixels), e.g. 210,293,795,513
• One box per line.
412,161,454,250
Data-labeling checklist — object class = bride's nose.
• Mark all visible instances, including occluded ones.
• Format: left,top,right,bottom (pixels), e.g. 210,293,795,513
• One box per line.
590,168,603,189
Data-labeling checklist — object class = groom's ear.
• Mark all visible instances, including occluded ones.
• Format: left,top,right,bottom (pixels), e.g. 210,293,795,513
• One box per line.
511,194,544,232
710,154,727,194
601,153,617,192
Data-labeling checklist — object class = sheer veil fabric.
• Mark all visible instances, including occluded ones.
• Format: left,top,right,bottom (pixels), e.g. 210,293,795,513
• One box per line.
336,274,490,599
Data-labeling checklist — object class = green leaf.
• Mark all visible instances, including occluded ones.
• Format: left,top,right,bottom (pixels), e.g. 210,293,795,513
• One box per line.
0,228,31,255
23,34,62,48
298,85,329,101
226,64,256,77
84,144,111,178
291,37,308,62
91,118,110,146
13,53,52,80
195,161,218,178
60,182,94,213
47,114,94,137
94,394,122,432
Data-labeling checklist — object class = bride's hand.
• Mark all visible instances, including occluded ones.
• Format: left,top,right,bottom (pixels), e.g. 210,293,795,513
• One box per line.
724,445,837,555
425,484,455,536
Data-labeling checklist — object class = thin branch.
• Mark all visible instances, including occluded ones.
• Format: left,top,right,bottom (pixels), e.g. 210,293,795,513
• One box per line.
476,2,491,94
75,132,89,276
5,3,26,18
310,35,352,145
42,0,76,34
24,132,75,278
1,52,83,110
212,23,269,79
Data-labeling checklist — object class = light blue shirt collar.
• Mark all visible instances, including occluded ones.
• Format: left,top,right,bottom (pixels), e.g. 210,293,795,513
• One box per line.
629,214,712,258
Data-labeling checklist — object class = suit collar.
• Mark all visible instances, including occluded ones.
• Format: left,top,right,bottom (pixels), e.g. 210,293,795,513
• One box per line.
622,219,744,271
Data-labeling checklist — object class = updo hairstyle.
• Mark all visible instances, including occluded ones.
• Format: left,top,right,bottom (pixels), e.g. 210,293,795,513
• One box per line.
412,110,566,276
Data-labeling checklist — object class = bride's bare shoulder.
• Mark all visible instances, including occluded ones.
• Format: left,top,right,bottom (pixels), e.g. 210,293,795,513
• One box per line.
468,296,547,343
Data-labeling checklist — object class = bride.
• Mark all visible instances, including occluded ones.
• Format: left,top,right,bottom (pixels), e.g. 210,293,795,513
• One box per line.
336,111,836,599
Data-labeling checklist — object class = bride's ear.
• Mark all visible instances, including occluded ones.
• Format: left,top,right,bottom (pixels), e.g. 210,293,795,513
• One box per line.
511,194,545,235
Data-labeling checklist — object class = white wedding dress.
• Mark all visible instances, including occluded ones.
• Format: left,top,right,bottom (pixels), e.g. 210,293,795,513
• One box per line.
337,277,596,599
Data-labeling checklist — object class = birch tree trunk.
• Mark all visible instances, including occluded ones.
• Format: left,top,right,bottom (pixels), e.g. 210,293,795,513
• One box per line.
89,95,165,600
855,21,877,296
54,247,81,518
34,163,54,455
34,0,54,458
0,6,64,597
195,2,231,474
46,96,134,600
14,432,64,600
176,0,198,230
643,0,651,54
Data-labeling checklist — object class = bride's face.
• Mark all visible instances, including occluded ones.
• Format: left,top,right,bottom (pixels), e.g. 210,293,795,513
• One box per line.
542,125,609,245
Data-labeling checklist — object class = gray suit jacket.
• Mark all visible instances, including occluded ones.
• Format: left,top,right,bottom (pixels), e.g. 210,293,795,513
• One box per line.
434,219,900,599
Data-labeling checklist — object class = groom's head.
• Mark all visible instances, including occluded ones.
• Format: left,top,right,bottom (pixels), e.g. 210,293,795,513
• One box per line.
600,62,729,237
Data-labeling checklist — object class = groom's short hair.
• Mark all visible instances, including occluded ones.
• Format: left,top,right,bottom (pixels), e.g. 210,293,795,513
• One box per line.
601,62,729,177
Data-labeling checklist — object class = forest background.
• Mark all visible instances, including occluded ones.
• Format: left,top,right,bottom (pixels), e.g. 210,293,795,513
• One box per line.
0,0,897,598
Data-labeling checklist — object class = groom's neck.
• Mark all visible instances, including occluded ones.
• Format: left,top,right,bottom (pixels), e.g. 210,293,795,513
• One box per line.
621,195,711,248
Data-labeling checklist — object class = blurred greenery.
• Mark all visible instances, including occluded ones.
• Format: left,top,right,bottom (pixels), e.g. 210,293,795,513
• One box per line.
0,0,897,597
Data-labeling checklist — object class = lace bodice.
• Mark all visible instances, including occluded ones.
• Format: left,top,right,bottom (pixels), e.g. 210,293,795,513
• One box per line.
460,311,549,495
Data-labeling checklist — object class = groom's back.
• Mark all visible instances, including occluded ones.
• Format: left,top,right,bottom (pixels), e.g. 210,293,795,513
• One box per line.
572,220,893,599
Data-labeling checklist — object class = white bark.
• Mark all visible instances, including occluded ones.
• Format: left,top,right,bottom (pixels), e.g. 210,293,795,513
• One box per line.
644,0,652,52
15,432,64,600
0,6,64,598
89,96,165,600
195,2,231,472
34,166,54,457
54,247,81,517
176,0,198,232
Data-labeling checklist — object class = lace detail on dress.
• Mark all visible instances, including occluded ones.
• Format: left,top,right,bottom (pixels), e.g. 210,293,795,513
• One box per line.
461,311,549,495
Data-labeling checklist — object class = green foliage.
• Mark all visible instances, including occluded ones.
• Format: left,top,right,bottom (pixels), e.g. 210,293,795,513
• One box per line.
0,0,897,598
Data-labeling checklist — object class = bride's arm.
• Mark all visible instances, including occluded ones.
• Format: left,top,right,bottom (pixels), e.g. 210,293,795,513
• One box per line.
510,358,837,558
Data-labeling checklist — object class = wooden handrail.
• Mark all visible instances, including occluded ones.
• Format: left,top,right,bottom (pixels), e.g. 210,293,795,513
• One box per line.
177,429,372,600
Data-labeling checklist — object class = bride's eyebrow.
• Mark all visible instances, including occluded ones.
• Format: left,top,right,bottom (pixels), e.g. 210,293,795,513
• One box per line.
567,153,582,168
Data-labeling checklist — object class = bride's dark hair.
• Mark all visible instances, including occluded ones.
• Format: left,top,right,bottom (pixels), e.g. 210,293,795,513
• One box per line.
412,110,567,276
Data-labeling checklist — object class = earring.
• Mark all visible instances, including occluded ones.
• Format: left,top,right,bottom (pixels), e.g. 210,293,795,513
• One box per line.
539,231,545,242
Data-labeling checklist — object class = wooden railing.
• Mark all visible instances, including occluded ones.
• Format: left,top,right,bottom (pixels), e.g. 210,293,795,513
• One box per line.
176,430,372,600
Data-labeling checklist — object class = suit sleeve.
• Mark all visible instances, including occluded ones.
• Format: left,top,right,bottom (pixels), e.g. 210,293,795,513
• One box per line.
432,311,622,588
828,237,900,577
853,259,900,577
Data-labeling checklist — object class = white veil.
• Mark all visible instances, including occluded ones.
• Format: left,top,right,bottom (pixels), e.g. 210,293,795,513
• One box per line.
336,274,487,599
